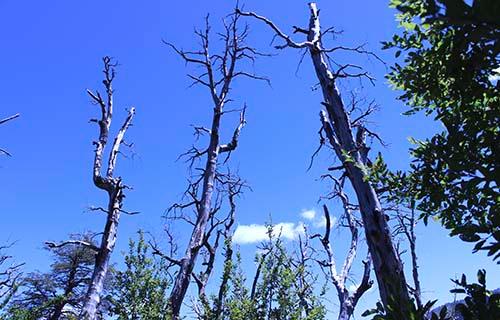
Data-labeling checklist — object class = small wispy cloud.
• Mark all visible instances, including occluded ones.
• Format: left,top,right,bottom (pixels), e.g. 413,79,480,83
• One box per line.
233,222,305,245
301,209,316,220
313,214,336,228
301,208,336,228
348,283,359,293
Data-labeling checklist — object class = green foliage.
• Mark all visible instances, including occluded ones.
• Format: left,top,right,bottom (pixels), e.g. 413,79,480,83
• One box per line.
224,251,257,320
4,236,98,319
219,226,325,320
362,298,449,320
253,229,325,320
385,0,500,260
108,231,171,320
0,308,39,320
450,269,500,319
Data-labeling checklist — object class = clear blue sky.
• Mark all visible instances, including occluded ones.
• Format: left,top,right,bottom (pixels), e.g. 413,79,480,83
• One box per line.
0,0,497,317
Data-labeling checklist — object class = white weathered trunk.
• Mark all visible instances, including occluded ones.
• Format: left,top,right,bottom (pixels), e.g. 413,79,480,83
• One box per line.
305,3,411,314
80,189,122,319
79,58,135,320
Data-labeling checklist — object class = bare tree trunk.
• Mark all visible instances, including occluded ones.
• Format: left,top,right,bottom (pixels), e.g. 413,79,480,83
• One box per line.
169,105,222,317
238,3,412,315
164,12,265,319
311,202,372,320
395,206,422,309
81,190,125,318
78,57,136,320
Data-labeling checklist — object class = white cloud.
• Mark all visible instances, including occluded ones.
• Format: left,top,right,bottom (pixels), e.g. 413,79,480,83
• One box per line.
489,67,500,83
233,222,305,245
233,207,337,245
313,215,334,228
302,209,336,229
300,209,316,220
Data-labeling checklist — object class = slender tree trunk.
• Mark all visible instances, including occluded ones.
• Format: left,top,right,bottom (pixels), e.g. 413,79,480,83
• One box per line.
49,261,78,320
165,12,257,318
169,106,222,318
81,189,122,318
337,302,353,320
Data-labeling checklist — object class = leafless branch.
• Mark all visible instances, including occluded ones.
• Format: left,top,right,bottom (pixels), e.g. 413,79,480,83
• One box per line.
236,9,310,49
45,240,99,253
0,114,20,126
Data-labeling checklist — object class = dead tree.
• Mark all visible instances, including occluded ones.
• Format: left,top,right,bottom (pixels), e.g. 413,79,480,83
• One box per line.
80,56,136,319
311,176,372,320
0,113,20,157
238,3,412,316
293,229,324,317
161,11,266,319
49,57,136,320
392,205,422,309
0,243,23,310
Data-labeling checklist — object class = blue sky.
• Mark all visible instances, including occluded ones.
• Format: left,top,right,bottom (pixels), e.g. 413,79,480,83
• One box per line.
0,0,497,317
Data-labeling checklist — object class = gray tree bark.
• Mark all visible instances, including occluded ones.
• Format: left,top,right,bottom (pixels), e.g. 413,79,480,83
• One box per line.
311,197,372,320
165,12,264,319
238,3,412,316
79,57,136,320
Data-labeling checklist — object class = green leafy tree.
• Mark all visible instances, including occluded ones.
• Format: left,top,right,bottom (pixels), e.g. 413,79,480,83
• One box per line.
385,0,500,260
108,231,171,320
226,226,325,320
209,225,325,320
451,269,500,320
223,251,257,320
6,236,99,320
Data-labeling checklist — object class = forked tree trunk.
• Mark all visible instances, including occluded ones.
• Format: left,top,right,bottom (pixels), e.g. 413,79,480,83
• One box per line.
79,57,136,320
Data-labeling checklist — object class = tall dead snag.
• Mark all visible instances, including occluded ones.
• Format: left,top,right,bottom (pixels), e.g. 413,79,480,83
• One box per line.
81,57,135,319
0,113,20,157
311,175,372,320
50,57,135,320
238,3,412,316
162,11,266,319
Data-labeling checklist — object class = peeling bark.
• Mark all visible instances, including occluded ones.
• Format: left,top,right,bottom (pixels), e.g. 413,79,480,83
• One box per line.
239,3,412,315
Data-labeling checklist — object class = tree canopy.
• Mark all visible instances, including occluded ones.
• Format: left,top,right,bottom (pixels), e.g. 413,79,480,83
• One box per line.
386,0,500,260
